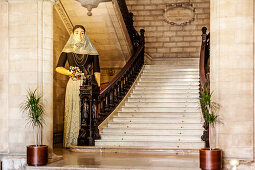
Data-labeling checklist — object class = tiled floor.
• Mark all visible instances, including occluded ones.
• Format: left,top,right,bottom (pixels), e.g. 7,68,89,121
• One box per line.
26,148,200,170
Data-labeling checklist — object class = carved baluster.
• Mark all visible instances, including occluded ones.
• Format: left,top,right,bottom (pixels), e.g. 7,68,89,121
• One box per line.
100,97,105,115
123,74,127,92
123,76,126,93
118,81,122,99
105,93,110,112
112,87,116,106
92,98,98,123
130,64,134,81
109,88,114,107
92,98,100,140
114,85,118,103
126,70,131,88
120,78,124,96
124,73,129,92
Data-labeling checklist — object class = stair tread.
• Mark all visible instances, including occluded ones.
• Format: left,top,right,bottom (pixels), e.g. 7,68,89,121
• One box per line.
96,139,204,143
98,64,204,149
113,117,201,119
109,122,202,124
121,106,199,108
101,134,202,136
127,98,199,101
102,128,203,131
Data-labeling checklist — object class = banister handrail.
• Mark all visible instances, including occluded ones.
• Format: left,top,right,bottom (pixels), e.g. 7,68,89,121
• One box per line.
98,29,145,125
116,0,140,49
100,37,144,95
199,27,207,89
77,0,145,146
199,27,210,148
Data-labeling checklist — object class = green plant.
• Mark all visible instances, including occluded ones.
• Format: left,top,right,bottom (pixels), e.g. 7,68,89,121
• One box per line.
200,88,218,129
200,88,219,149
20,89,45,146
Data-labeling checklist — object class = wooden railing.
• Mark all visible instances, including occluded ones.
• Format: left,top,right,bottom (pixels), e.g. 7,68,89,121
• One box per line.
199,27,210,90
116,0,140,49
78,30,145,146
200,27,210,147
77,0,145,146
99,29,145,125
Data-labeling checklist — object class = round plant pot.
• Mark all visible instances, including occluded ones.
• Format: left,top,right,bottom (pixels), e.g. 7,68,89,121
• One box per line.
200,148,222,170
27,145,48,166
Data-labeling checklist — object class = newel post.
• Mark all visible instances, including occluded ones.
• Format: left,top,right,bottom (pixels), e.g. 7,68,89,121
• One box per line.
199,27,207,89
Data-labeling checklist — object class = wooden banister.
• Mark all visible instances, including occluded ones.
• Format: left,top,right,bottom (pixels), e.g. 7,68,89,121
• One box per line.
200,27,207,89
77,0,145,146
199,27,210,148
99,29,145,124
100,32,145,95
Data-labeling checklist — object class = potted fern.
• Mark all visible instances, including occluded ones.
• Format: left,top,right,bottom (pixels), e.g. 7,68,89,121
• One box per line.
20,89,48,166
199,88,222,170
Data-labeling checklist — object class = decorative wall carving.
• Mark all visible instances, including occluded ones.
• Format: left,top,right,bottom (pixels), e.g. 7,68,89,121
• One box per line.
54,0,73,34
164,3,195,26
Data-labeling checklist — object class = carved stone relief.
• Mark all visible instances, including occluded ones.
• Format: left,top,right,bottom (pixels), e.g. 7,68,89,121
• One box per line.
54,0,73,34
164,3,195,26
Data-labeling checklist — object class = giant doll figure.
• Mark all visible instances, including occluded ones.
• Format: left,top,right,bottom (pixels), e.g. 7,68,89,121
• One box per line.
56,25,100,148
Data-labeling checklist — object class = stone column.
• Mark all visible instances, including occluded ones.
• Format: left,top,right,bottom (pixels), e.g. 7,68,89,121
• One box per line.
40,0,55,154
0,0,9,154
210,0,254,160
6,0,55,154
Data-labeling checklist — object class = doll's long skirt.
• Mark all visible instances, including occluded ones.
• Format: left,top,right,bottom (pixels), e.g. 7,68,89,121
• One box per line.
63,78,83,148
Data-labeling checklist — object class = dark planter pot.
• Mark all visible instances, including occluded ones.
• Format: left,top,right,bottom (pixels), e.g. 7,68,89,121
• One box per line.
200,148,222,170
27,145,48,166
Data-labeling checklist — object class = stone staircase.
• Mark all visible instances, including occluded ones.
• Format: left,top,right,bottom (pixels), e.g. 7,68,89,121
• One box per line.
95,61,204,151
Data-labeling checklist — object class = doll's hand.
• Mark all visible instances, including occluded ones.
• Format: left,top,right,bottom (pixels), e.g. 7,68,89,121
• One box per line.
70,66,82,80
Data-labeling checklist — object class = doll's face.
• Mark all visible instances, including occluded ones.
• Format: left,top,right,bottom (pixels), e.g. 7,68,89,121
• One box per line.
73,27,85,42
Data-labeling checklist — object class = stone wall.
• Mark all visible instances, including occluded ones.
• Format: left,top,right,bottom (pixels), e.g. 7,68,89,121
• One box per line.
126,0,210,58
53,7,69,146
0,1,9,154
210,0,254,160
0,0,54,155
8,0,39,153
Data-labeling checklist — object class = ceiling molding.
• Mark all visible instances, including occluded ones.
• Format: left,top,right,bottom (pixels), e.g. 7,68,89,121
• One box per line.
54,0,73,34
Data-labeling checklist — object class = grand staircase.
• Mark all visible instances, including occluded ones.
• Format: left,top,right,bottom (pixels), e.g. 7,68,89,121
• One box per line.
95,60,204,151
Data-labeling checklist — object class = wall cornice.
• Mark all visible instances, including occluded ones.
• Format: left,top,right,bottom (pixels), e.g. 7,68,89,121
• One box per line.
7,0,57,3
54,0,73,34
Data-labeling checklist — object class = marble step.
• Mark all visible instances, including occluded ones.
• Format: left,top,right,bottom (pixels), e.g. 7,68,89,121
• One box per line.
130,93,199,98
145,62,199,66
137,81,199,86
95,140,204,149
140,75,199,79
69,145,201,157
107,123,203,129
146,64,199,67
132,89,199,94
143,68,199,72
102,128,203,135
117,111,201,118
127,98,199,103
134,85,199,90
112,117,201,124
141,71,199,75
138,78,199,82
101,135,202,142
121,107,199,112
146,60,199,66
124,102,199,107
